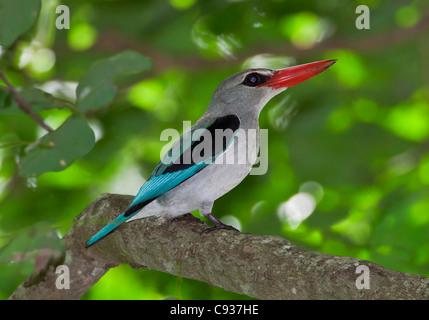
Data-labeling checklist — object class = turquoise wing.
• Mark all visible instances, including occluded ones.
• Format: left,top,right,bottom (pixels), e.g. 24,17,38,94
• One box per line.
86,114,240,246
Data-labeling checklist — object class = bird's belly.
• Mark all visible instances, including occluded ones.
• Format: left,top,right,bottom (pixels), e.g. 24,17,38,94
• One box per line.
129,128,259,220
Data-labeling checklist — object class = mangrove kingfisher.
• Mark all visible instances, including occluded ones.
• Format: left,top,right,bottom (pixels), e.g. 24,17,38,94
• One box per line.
86,59,336,247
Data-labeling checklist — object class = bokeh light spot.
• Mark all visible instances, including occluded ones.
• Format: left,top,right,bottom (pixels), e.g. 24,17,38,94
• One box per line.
395,5,420,28
169,0,196,10
128,79,165,111
278,192,316,230
326,50,367,88
299,181,324,203
408,200,429,227
327,107,354,133
68,23,98,51
384,102,429,142
280,12,323,49
29,48,56,74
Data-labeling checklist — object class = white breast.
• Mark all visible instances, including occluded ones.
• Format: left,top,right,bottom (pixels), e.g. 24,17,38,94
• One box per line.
128,125,260,221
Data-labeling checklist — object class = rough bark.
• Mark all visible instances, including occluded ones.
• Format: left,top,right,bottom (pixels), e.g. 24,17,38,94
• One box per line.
9,193,429,300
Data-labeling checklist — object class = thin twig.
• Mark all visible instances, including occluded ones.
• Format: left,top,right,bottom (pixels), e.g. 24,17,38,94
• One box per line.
0,69,53,133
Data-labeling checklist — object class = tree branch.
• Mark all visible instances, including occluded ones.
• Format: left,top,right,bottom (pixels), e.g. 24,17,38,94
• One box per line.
0,69,53,133
9,193,429,300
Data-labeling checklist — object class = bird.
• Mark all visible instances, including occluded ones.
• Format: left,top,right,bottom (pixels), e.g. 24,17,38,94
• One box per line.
86,59,336,247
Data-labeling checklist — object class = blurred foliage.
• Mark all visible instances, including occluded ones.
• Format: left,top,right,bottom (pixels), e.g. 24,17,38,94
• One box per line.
0,0,429,299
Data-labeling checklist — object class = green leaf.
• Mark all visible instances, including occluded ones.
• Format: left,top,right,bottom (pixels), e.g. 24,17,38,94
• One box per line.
0,85,13,110
0,0,41,47
19,114,95,177
0,87,74,114
76,50,152,112
20,88,74,111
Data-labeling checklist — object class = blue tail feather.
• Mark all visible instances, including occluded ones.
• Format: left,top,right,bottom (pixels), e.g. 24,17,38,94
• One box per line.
86,213,129,247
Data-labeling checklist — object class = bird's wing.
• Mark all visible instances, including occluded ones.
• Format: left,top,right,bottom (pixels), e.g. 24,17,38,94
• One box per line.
86,114,240,246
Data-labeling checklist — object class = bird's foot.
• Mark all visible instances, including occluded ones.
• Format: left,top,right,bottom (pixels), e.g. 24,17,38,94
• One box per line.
201,224,239,234
171,213,206,224
201,213,239,234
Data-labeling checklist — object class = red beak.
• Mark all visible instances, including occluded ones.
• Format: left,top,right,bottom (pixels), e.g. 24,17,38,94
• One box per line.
260,59,337,89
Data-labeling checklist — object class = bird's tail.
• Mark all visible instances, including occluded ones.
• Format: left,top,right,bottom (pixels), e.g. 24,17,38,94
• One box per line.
86,213,128,247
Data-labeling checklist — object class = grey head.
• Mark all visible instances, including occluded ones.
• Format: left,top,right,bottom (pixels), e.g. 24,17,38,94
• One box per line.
205,60,337,117
206,68,283,117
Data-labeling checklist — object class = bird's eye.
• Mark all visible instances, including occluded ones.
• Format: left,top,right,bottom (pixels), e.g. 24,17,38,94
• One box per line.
242,72,268,87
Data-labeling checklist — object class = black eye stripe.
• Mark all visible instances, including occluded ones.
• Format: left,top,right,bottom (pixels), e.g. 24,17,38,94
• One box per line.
242,72,270,87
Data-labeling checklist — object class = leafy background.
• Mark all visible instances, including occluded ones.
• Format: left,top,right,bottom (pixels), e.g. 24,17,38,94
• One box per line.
0,0,428,299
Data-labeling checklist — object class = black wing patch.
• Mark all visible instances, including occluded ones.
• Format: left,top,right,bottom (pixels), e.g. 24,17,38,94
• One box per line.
161,114,240,174
123,114,240,218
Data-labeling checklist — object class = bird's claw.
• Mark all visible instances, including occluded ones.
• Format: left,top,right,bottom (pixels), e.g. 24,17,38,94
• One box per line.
201,224,239,234
201,212,239,234
171,213,206,225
